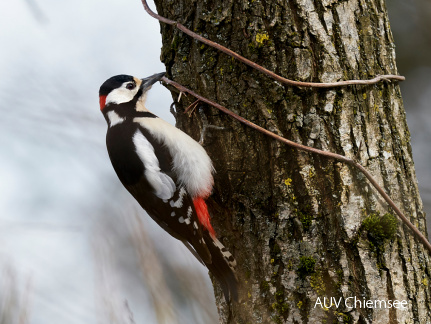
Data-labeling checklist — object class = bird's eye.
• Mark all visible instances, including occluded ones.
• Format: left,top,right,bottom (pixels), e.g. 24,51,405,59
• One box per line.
126,83,136,90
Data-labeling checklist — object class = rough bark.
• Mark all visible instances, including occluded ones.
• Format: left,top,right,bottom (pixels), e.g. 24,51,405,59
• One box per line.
153,0,431,322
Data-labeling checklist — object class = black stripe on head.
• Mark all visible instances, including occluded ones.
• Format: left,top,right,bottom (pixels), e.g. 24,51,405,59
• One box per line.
99,75,135,96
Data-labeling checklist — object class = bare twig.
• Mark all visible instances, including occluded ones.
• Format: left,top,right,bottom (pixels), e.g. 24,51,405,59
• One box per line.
140,0,405,88
141,0,428,252
169,102,177,118
184,99,200,115
161,76,431,254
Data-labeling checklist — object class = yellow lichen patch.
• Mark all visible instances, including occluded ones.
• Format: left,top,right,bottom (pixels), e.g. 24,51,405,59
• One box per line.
256,32,269,44
284,178,292,186
297,301,303,309
422,278,428,286
308,167,315,178
310,272,325,295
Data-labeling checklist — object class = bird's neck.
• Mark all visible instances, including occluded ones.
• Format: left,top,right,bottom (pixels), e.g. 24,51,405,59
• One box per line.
135,93,149,112
103,104,158,128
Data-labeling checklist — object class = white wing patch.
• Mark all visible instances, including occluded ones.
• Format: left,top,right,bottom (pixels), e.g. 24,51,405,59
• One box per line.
185,206,192,225
169,187,186,208
132,130,176,200
134,117,214,198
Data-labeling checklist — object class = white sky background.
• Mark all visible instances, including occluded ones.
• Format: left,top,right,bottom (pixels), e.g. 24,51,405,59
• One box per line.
0,1,216,324
0,1,430,323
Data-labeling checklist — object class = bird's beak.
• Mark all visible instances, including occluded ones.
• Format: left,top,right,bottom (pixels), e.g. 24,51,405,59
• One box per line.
141,72,165,91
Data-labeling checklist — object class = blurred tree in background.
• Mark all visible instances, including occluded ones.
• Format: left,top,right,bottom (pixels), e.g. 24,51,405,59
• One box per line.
388,1,431,236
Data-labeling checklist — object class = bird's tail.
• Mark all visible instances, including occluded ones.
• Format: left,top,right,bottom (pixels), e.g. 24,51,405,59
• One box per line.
202,231,238,302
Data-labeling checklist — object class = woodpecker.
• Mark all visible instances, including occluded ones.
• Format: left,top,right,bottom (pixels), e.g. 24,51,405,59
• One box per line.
99,73,238,301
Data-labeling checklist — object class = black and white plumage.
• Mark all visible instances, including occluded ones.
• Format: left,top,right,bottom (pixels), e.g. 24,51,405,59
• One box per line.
99,73,238,301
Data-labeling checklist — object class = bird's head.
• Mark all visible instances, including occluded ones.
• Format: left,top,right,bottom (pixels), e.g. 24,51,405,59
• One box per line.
99,72,165,112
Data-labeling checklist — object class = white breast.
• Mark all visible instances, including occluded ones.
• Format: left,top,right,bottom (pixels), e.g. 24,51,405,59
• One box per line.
134,117,214,198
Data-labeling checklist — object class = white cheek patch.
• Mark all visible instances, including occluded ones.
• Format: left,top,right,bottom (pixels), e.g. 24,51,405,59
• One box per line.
105,83,139,106
132,130,176,200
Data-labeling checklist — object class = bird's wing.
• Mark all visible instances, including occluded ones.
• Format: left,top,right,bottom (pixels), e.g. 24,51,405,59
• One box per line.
107,122,237,301
110,125,212,264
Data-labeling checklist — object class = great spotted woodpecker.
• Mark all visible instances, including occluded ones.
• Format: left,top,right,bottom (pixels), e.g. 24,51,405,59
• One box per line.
99,73,238,301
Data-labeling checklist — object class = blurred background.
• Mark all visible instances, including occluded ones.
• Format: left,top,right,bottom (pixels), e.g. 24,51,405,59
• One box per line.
0,1,429,323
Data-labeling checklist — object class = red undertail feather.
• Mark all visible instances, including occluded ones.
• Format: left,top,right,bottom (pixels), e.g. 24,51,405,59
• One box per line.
99,95,107,110
193,197,216,238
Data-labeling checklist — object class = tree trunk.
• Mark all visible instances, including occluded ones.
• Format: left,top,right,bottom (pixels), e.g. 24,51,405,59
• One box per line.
153,0,431,322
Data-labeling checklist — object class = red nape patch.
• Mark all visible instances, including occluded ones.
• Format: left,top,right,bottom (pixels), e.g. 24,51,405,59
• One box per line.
193,197,216,238
99,95,107,110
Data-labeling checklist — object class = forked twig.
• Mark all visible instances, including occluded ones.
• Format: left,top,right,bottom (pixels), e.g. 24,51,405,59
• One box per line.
184,99,200,115
161,76,431,254
141,0,405,88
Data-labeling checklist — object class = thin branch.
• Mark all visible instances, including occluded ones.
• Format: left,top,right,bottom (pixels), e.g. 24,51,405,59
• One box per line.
141,0,405,88
161,76,431,255
142,0,428,252
184,99,200,115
